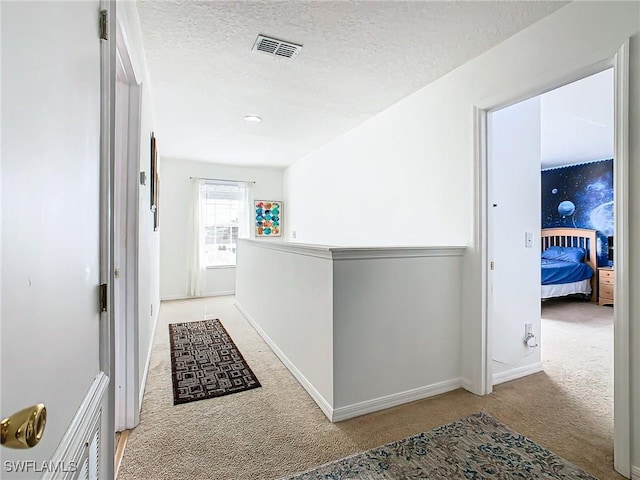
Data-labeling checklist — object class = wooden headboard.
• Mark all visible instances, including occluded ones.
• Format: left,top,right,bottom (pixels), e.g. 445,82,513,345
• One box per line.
541,227,598,301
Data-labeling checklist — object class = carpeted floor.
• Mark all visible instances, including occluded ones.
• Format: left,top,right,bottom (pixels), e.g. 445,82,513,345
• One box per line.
118,296,618,480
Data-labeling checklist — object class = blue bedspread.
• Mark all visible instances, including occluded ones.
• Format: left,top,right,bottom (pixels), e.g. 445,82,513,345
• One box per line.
541,259,593,285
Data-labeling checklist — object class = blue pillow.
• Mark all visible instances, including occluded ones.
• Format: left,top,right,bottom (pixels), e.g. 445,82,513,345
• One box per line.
541,246,585,263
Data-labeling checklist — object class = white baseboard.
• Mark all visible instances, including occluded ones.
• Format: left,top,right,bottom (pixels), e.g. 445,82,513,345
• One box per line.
161,291,235,301
234,302,334,421
460,377,476,392
631,465,640,480
492,362,543,386
332,378,463,422
44,372,109,480
138,303,160,411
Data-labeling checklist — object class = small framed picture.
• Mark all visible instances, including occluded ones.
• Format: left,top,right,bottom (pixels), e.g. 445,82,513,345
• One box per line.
255,201,282,237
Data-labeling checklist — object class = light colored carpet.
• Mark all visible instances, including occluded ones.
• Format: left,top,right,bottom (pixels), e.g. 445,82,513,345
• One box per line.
118,296,619,480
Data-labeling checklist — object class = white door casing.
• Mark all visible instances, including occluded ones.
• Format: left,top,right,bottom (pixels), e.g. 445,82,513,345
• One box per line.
478,44,631,477
114,13,143,431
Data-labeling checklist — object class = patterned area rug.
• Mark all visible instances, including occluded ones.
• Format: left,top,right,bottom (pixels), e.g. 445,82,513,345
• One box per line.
283,412,597,479
169,319,260,405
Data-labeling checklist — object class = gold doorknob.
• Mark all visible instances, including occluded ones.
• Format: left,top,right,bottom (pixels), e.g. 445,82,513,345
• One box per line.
1,404,47,449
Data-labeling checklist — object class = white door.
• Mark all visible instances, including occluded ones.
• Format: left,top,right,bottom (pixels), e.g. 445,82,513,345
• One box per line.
488,96,542,383
1,2,113,479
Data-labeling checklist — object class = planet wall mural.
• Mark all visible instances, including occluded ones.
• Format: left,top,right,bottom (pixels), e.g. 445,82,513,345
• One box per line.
541,159,613,266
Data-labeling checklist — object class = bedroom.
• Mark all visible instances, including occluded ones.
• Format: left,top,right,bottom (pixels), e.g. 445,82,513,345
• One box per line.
489,67,614,448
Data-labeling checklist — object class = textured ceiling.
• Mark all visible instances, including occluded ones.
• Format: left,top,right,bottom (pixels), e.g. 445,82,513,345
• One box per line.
137,0,567,167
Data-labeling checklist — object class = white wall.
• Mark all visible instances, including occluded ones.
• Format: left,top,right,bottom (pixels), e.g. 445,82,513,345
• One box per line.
284,0,639,469
284,97,469,247
160,158,283,299
488,97,542,379
235,240,334,413
332,254,463,410
119,1,161,410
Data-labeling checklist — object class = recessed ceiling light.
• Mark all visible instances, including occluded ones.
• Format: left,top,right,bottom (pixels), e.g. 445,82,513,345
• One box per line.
243,115,262,123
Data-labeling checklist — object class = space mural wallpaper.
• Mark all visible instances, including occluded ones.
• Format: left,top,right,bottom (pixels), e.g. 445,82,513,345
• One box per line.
541,159,613,267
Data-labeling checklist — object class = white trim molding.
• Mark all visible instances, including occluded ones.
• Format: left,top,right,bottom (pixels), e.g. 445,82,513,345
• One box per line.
612,39,631,478
138,305,160,409
330,246,465,260
332,379,463,423
630,466,640,480
235,302,334,420
492,362,543,386
238,239,466,261
161,291,235,301
460,378,475,392
238,239,334,260
43,373,109,480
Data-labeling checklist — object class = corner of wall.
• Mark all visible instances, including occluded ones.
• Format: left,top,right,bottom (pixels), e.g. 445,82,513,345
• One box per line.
138,295,160,411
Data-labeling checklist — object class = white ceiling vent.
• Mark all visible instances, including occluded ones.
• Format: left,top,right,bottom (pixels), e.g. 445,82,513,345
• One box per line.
252,35,302,59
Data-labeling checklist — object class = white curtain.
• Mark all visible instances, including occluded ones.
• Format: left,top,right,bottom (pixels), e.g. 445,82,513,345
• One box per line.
240,181,253,239
188,178,205,296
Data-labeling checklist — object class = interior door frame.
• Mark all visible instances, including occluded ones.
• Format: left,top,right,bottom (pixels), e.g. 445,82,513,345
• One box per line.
114,9,142,432
99,0,116,478
476,41,631,477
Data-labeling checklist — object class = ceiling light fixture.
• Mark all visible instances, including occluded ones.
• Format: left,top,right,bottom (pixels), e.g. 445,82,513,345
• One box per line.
243,115,262,123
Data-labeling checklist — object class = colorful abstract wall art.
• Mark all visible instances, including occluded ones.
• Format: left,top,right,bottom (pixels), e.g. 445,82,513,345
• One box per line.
541,159,613,266
255,201,282,237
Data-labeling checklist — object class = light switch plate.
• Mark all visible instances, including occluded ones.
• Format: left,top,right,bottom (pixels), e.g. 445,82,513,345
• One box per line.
525,232,533,248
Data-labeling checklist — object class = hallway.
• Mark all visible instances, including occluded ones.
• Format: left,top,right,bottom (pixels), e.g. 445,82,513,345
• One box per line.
118,296,618,480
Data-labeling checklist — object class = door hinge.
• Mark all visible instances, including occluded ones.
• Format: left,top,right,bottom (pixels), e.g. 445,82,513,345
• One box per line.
99,10,108,40
490,261,495,270
99,283,108,312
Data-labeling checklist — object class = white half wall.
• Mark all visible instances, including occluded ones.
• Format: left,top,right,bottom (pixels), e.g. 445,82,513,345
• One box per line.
236,240,465,421
235,240,334,413
159,158,283,299
332,254,463,409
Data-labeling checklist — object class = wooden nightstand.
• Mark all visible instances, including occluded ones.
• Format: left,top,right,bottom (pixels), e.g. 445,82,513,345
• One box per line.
598,267,614,306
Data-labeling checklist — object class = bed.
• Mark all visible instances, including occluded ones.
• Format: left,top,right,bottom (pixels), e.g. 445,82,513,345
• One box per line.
541,228,597,301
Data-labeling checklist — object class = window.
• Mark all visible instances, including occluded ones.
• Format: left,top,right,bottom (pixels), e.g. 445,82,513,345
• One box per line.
199,180,249,267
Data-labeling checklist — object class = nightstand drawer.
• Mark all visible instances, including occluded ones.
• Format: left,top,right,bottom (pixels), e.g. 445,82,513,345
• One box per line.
599,284,614,300
600,276,614,286
600,269,614,279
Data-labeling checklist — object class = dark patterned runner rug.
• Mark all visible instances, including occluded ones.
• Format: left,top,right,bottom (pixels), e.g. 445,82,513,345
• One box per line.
283,411,598,480
169,319,260,405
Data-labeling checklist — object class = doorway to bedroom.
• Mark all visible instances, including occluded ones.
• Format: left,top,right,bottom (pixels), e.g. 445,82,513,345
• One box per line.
487,66,615,464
